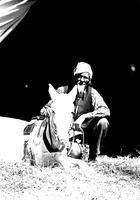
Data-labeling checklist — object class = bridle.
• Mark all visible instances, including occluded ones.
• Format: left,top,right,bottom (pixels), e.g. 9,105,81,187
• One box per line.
67,112,85,156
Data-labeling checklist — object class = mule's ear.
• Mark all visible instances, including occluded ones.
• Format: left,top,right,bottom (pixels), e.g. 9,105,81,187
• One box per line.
68,85,77,102
48,83,58,100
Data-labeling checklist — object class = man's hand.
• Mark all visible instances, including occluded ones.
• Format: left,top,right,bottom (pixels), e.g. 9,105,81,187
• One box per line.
40,107,47,115
74,115,86,130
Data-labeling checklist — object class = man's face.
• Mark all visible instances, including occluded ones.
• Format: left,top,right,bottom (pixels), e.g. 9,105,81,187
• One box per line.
76,72,90,85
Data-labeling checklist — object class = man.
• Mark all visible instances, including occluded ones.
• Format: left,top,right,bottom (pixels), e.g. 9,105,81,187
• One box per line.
40,62,110,161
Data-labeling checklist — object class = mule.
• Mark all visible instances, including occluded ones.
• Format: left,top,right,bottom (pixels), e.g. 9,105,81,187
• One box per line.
0,117,29,162
24,84,89,170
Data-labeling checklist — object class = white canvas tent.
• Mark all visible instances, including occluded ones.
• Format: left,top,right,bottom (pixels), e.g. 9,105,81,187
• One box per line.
0,0,37,43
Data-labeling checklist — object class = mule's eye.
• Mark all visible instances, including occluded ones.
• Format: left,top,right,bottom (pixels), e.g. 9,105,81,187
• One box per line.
71,111,75,115
52,110,55,114
50,108,55,114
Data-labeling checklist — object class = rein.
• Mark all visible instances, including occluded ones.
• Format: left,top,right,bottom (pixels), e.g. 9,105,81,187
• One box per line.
67,125,76,156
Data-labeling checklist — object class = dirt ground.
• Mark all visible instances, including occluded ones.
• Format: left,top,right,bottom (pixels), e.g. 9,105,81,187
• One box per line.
0,156,140,200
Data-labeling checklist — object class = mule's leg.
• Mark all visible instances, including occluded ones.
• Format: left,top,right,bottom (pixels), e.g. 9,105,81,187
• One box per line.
67,156,89,172
54,149,89,172
52,147,71,170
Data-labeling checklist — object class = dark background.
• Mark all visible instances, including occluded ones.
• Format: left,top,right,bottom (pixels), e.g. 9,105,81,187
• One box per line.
0,1,139,156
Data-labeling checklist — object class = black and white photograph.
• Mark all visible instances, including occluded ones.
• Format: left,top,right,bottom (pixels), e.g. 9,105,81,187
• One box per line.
0,0,139,199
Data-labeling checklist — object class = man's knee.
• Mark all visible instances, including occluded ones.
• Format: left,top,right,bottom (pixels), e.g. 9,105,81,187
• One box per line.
97,118,109,129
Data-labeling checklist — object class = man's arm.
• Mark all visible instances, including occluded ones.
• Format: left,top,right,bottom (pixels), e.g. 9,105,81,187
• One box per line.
83,88,110,120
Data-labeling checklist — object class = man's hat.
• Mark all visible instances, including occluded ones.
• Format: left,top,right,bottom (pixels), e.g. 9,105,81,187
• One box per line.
73,62,93,79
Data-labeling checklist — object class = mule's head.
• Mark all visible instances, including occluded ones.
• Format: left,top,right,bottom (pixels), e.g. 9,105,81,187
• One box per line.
48,84,77,142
